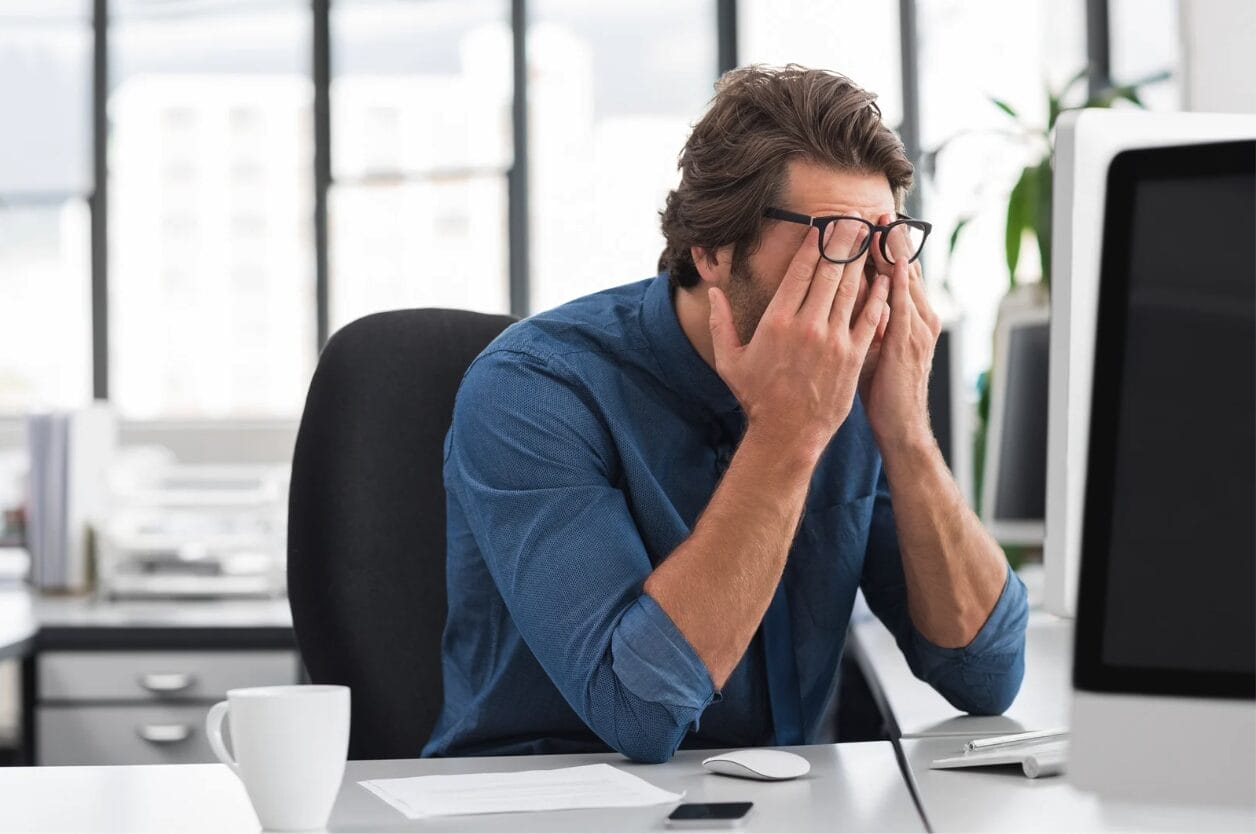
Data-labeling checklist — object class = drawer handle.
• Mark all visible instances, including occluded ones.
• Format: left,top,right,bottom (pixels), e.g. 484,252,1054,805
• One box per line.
137,724,192,744
139,673,196,693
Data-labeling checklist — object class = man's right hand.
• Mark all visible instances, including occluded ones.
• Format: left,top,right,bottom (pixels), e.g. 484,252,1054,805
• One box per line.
707,220,890,462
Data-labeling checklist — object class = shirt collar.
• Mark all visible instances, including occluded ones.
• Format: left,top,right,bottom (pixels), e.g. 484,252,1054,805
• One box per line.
641,273,742,418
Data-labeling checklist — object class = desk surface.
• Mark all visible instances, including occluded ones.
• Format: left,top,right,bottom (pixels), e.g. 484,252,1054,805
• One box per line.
901,737,1256,833
0,743,924,833
851,608,1072,739
0,586,293,654
853,588,1256,832
31,593,292,629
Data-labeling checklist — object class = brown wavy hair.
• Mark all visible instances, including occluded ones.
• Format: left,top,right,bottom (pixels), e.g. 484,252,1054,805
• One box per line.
659,64,914,289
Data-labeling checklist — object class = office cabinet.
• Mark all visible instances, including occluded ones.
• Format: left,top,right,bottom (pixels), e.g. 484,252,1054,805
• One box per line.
34,649,299,766
39,704,219,765
35,650,299,765
39,650,296,701
11,594,298,766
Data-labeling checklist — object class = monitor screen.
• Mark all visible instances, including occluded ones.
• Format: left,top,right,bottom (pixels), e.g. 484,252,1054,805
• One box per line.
1075,140,1256,698
929,328,954,471
993,321,1049,522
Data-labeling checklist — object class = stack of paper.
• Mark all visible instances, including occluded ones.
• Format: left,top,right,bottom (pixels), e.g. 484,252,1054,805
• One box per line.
359,763,684,820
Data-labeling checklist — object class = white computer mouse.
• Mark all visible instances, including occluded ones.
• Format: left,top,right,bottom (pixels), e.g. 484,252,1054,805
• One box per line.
701,748,811,781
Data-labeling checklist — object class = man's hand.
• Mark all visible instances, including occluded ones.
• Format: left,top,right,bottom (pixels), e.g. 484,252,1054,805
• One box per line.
647,218,889,689
708,221,890,461
858,212,942,453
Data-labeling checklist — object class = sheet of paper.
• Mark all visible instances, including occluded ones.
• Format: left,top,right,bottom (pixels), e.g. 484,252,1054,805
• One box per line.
359,763,684,819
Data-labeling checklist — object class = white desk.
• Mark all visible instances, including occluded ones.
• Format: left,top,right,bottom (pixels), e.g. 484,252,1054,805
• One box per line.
900,737,1256,833
31,594,292,631
852,588,1256,832
851,608,1072,739
0,742,925,833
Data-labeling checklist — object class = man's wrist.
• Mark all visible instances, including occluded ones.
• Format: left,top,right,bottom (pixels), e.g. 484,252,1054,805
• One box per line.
740,421,827,472
874,424,939,469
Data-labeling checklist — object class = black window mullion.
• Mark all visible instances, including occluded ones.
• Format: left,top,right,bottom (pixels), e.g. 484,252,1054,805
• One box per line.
1086,0,1111,99
898,0,923,220
717,0,737,76
91,0,108,401
508,0,529,318
313,0,331,349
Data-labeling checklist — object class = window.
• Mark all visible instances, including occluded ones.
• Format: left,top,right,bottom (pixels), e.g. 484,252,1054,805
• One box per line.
527,0,717,314
10,0,1178,420
739,0,903,127
329,0,511,330
915,0,1087,384
0,202,92,411
0,0,93,411
1110,0,1180,111
108,0,315,418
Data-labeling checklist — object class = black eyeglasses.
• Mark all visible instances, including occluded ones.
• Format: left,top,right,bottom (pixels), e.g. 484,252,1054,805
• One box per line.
763,207,932,265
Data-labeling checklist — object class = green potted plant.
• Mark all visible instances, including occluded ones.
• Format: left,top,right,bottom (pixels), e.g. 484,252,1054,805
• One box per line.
924,66,1169,557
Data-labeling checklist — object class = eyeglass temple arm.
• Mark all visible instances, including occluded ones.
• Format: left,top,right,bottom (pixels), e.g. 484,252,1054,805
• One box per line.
762,207,814,224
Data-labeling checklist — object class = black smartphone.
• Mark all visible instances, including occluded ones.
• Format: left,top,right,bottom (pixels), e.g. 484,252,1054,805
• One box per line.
666,802,754,828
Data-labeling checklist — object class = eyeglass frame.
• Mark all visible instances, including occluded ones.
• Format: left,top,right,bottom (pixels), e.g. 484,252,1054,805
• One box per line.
762,207,933,265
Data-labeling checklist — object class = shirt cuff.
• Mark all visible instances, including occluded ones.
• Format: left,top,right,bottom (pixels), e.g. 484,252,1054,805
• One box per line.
611,594,718,712
910,563,1029,662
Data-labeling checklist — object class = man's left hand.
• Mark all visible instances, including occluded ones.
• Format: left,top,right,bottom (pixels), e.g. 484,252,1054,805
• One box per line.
855,211,942,453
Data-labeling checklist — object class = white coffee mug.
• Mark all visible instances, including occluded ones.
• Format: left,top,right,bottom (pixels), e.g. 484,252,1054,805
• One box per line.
206,684,350,832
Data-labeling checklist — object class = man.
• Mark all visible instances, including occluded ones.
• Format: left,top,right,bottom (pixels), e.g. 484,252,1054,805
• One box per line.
423,65,1027,763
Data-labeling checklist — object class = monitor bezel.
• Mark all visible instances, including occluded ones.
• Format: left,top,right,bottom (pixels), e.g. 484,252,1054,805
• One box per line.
1073,139,1256,700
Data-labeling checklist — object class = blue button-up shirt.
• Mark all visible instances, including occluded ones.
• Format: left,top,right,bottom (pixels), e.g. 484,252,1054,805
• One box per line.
423,273,1028,763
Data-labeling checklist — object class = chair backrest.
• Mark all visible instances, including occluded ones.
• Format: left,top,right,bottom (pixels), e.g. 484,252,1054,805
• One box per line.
287,308,515,760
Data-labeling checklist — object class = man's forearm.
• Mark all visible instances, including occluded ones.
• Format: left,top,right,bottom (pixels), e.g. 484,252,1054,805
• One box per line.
878,432,1009,648
644,426,818,689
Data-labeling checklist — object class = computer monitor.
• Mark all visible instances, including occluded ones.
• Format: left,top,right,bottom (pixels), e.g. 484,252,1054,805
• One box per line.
980,300,1049,545
929,319,973,506
1067,137,1255,805
1043,109,1256,618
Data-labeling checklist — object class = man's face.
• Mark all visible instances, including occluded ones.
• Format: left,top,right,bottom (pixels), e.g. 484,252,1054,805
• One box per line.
723,160,897,345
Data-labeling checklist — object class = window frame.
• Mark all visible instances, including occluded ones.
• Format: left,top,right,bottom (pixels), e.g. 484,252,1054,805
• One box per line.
58,0,1112,406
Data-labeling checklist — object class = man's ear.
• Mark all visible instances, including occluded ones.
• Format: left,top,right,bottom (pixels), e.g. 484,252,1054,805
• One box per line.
690,244,734,286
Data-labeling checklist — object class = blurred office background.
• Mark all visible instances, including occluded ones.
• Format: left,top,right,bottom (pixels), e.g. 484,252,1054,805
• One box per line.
0,0,1251,763
2,0,1220,421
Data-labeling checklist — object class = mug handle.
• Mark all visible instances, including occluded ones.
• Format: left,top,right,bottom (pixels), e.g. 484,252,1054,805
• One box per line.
205,701,240,776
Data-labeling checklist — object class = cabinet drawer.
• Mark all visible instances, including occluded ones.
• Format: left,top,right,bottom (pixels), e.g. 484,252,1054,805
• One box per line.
38,704,220,765
39,650,298,701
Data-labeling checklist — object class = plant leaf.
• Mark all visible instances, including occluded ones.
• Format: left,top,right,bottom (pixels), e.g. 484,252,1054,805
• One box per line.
947,215,974,256
1033,159,1053,287
1086,82,1147,110
990,97,1019,120
1060,64,1091,99
1005,167,1033,288
1126,68,1172,88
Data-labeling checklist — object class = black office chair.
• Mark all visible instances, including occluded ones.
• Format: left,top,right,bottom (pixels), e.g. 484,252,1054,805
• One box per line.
287,308,515,760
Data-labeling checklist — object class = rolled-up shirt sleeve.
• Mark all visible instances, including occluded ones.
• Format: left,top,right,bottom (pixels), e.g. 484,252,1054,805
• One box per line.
860,467,1029,715
444,349,716,763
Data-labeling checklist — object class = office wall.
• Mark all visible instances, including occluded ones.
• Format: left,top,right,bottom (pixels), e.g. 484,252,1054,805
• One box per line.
1181,0,1256,113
